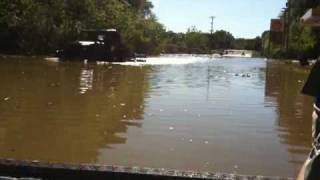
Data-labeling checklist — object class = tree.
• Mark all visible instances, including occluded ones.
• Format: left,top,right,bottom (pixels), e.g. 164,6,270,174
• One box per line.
212,30,234,49
185,26,209,53
262,0,320,59
0,0,165,55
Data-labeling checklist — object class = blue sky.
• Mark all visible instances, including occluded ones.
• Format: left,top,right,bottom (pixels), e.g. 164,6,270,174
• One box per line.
150,0,287,38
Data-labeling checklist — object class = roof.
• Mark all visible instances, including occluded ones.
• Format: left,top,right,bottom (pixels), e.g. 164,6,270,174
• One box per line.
301,8,320,26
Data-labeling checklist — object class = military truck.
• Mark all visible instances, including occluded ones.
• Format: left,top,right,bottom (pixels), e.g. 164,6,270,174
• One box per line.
55,29,133,62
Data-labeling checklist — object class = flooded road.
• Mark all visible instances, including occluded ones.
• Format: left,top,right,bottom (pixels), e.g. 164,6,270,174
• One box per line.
0,55,314,177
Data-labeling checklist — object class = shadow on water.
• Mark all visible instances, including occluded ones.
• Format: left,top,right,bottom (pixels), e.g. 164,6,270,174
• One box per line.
265,61,313,165
0,58,150,163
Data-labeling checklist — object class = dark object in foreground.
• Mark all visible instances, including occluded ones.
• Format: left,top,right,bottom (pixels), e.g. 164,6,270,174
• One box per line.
302,60,320,97
299,54,310,66
0,159,293,180
55,29,133,62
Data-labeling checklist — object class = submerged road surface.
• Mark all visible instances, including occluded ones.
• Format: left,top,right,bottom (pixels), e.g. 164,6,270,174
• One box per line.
0,55,313,177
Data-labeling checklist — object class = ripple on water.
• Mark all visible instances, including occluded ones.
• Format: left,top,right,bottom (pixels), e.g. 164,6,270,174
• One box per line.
0,56,313,177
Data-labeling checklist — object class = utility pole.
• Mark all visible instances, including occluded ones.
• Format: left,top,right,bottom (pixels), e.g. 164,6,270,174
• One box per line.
210,16,215,35
282,8,287,50
286,0,291,53
209,16,215,52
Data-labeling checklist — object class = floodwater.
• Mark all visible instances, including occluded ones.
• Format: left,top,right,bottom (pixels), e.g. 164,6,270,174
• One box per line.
0,55,314,177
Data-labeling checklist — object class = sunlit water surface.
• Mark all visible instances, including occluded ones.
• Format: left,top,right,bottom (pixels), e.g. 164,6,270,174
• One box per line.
0,55,313,177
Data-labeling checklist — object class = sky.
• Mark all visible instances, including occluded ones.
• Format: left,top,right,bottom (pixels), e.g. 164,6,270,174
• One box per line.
150,0,287,38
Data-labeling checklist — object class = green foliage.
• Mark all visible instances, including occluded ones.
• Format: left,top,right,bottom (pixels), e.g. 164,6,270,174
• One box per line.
125,15,166,54
0,0,165,55
0,0,264,56
289,22,316,52
185,26,209,53
163,31,187,53
163,28,260,54
211,30,234,49
263,0,320,59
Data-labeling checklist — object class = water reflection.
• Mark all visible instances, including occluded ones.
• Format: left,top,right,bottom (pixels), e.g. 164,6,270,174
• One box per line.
265,61,313,165
79,68,94,94
0,57,315,177
0,59,150,163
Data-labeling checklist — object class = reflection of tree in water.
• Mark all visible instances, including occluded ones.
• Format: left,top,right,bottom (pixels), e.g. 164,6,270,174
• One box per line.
0,59,150,164
265,62,313,164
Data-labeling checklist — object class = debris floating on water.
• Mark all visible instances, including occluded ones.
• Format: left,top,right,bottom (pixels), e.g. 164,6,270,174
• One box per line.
4,97,10,101
169,126,175,130
120,103,126,106
235,73,251,78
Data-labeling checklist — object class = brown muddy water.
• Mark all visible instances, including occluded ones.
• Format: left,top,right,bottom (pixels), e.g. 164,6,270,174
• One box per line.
0,55,314,177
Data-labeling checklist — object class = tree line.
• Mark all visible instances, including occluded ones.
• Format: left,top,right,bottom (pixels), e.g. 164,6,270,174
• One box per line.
0,0,262,56
0,0,166,55
262,0,320,59
164,26,262,54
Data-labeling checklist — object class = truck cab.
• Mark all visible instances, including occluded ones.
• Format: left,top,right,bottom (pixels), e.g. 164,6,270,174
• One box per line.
56,29,132,62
